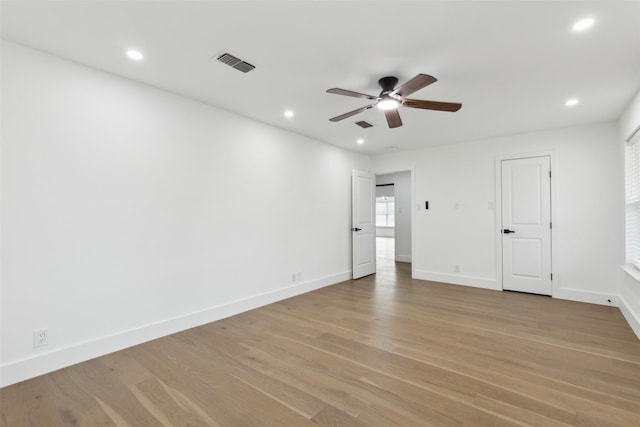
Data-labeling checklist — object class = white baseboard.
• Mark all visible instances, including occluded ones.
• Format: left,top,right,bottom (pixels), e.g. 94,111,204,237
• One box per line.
620,294,640,340
0,271,351,387
413,270,500,290
395,254,411,263
553,288,619,307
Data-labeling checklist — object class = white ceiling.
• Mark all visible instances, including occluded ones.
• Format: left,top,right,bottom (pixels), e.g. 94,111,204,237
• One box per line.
2,1,639,154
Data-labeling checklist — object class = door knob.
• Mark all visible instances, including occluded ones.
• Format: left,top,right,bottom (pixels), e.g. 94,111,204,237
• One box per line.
352,227,362,232
502,229,515,234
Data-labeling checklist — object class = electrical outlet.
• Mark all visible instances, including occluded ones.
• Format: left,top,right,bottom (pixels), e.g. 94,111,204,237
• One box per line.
33,329,48,348
292,273,296,282
454,265,460,273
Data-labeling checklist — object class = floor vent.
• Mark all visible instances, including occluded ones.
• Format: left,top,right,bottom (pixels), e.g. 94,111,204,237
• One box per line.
355,121,373,128
216,52,255,73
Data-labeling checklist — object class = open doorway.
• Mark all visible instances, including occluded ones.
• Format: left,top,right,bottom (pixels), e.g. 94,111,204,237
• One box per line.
375,171,412,275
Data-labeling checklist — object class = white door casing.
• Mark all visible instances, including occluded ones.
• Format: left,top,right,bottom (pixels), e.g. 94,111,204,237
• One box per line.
352,170,376,279
501,156,552,295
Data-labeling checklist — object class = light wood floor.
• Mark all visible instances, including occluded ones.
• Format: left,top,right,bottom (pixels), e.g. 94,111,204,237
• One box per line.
2,238,640,426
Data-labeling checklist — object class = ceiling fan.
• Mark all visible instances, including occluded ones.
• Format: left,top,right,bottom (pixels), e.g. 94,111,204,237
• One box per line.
326,74,462,128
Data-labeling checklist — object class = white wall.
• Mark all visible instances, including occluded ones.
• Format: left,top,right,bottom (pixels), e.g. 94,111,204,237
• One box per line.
619,88,640,338
376,172,412,262
373,122,624,306
0,41,370,386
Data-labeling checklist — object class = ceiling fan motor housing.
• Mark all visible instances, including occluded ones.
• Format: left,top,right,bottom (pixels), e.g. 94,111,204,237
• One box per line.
378,76,399,95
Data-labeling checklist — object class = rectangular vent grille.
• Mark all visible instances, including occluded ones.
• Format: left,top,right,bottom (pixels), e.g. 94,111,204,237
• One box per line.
355,121,373,128
216,52,255,73
233,61,255,73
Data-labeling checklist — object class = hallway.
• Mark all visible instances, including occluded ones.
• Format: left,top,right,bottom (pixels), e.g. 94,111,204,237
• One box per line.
374,236,411,283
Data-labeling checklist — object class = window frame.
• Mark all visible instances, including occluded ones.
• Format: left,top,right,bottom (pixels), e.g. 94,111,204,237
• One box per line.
625,128,640,270
375,196,395,227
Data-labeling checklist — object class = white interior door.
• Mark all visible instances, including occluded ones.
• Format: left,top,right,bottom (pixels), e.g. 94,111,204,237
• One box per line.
501,156,552,295
352,170,376,279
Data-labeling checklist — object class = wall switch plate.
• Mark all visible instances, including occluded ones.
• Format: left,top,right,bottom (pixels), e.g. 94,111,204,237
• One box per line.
33,329,49,348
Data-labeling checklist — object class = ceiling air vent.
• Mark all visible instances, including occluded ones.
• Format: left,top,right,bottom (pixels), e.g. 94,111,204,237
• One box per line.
355,121,373,128
216,52,255,73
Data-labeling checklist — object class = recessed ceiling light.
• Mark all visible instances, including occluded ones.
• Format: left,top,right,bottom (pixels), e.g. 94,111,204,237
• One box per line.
284,110,294,118
356,139,364,145
572,18,595,32
565,98,579,107
126,49,144,61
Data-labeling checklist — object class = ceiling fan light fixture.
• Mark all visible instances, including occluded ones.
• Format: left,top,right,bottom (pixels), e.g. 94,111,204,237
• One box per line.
377,97,400,111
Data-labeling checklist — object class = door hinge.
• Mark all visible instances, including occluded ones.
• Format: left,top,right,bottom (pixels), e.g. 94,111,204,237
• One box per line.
549,170,552,178
550,222,552,229
551,273,553,280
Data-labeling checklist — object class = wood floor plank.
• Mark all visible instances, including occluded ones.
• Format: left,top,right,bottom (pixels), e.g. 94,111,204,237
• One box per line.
0,376,67,427
68,357,168,425
392,342,640,423
2,242,639,426
260,297,640,421
261,291,640,420
172,327,330,420
129,377,220,427
44,367,117,426
311,404,370,427
312,332,582,424
132,336,318,426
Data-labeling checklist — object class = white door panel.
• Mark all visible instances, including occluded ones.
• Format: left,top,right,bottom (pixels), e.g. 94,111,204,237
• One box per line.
356,234,374,265
511,164,543,225
502,157,552,295
510,238,542,278
352,170,376,279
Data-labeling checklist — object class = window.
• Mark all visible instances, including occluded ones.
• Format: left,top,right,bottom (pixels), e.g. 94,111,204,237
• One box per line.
626,132,640,269
376,196,395,227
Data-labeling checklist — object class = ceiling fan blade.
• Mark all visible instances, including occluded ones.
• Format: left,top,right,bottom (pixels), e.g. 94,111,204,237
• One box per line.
329,104,375,122
394,74,437,97
384,109,403,128
402,99,462,112
327,88,378,100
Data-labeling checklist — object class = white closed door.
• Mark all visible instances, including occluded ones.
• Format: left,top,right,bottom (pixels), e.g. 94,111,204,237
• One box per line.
352,170,376,279
501,156,552,295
